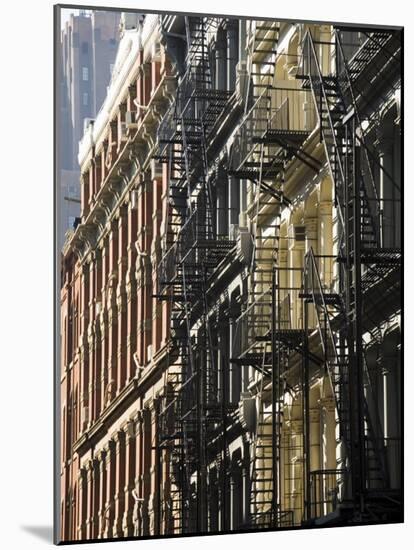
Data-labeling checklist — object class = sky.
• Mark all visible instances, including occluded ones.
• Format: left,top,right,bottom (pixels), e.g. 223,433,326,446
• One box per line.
60,8,96,29
60,8,78,29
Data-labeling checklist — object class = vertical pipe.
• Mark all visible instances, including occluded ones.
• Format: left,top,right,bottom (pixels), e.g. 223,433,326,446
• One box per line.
303,261,311,521
271,267,278,526
222,311,228,532
155,399,161,535
352,117,366,514
227,21,238,91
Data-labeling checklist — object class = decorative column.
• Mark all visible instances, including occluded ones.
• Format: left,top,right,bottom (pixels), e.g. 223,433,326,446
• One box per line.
241,449,249,527
104,439,116,538
228,173,239,231
151,173,163,356
117,206,129,394
319,396,336,470
92,458,100,539
143,174,153,365
122,419,137,536
160,161,172,346
309,407,321,477
135,410,144,536
126,197,138,382
136,176,145,369
107,220,119,404
80,262,90,433
319,201,333,289
278,248,288,315
100,237,109,414
94,155,102,198
97,449,107,539
215,28,227,91
81,171,90,220
151,42,162,91
318,25,332,75
142,407,152,535
143,63,151,106
376,126,396,248
235,19,248,101
85,460,94,540
93,248,102,421
226,20,238,91
87,255,96,428
305,216,318,254
101,140,108,185
113,430,126,537
148,403,160,536
304,216,318,328
108,119,118,167
77,467,87,540
319,395,337,513
383,331,401,489
117,103,127,153
289,225,305,329
289,419,304,524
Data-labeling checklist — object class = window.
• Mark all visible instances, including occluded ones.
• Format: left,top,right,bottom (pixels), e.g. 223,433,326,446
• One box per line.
82,92,88,106
82,67,89,81
294,225,306,242
68,184,78,197
81,41,88,54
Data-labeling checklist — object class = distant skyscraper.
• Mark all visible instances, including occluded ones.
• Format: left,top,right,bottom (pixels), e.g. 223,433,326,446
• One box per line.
59,10,121,248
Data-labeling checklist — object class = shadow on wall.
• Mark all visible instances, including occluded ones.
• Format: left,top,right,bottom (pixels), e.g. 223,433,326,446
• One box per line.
20,525,53,543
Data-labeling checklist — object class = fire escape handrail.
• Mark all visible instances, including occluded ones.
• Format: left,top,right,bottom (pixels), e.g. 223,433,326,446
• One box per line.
305,247,342,368
334,30,381,246
303,31,347,235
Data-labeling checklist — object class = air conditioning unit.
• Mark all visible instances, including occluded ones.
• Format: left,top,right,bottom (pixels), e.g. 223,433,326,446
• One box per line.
151,159,162,179
118,121,127,143
237,226,253,265
83,117,94,133
147,344,153,362
239,393,256,433
131,190,139,210
125,110,138,130
151,41,161,60
82,405,89,427
239,211,247,227
288,224,306,249
229,223,239,241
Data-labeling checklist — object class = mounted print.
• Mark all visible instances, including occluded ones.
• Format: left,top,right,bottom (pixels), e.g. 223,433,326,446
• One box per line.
54,5,403,544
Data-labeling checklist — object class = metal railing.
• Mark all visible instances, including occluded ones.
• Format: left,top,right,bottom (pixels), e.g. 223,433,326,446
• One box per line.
309,469,346,519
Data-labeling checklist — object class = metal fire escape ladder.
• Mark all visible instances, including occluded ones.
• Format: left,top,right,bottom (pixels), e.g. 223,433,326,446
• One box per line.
304,250,352,459
301,32,347,243
334,30,401,262
246,20,280,108
156,16,237,534
303,249,390,509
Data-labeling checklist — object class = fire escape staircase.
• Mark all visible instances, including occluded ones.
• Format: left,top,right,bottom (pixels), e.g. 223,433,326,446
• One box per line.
303,249,391,516
297,29,400,520
154,16,238,534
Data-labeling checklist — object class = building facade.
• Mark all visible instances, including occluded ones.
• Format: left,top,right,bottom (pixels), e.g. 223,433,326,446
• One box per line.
59,13,402,542
59,10,121,248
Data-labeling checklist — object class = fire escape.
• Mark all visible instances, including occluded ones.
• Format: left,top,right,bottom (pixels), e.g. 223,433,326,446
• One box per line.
154,16,235,534
229,20,322,529
299,28,402,523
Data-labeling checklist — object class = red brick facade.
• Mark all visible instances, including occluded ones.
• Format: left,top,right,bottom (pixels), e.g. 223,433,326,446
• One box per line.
60,21,175,541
